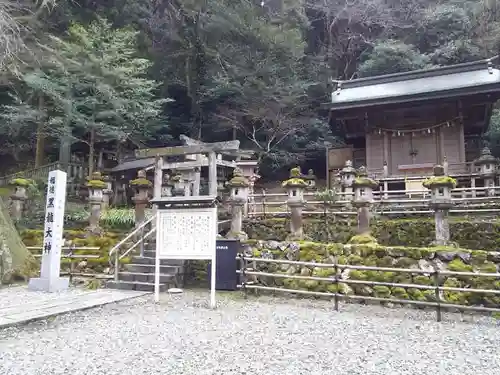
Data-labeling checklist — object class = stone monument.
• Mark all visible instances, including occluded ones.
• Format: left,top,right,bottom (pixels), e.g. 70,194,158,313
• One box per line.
423,165,456,246
282,167,307,240
28,170,69,292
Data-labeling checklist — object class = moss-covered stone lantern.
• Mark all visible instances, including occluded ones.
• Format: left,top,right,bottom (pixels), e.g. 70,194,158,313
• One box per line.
474,147,498,196
86,172,107,234
282,167,307,202
282,167,308,239
339,160,356,200
130,169,152,228
303,169,317,189
423,165,457,246
9,177,30,221
423,165,456,209
352,166,379,203
226,168,250,240
351,166,379,235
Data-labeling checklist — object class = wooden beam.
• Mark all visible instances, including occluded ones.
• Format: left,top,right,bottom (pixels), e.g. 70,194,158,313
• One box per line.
135,140,240,159
179,134,254,158
162,159,236,170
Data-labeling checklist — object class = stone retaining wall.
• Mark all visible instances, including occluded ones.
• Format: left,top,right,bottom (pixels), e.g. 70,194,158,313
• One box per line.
244,218,500,251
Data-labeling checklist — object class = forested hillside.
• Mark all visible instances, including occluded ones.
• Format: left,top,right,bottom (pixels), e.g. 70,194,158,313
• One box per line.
1,0,500,177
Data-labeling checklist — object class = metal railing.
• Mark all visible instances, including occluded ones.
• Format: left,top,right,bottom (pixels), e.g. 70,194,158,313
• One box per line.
108,214,157,281
237,256,500,322
107,216,236,282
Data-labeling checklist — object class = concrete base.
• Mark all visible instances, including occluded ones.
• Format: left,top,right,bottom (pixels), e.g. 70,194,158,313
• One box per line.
28,277,70,292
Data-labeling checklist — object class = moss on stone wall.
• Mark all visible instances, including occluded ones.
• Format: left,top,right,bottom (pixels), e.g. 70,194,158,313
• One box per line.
243,218,500,251
244,240,500,307
20,229,129,273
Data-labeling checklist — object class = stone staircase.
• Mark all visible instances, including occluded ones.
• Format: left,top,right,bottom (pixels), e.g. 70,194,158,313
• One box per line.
106,247,185,292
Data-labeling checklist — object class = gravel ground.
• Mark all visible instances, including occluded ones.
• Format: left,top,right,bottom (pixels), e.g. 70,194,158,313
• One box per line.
0,290,499,375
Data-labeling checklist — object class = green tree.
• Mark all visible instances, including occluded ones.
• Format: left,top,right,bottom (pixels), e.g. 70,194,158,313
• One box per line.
4,18,168,173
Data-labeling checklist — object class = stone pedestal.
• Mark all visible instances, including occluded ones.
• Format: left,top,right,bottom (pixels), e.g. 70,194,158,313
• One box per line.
102,178,113,210
88,196,102,234
227,200,246,240
288,201,304,239
434,209,450,246
353,201,371,234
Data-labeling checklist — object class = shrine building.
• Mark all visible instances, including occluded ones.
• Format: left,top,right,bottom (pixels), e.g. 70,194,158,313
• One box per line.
326,58,500,192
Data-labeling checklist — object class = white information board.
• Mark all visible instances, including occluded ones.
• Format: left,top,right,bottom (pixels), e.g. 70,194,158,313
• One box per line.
154,207,217,307
28,170,68,292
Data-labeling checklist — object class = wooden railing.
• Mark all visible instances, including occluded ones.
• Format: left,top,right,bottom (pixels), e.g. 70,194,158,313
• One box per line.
246,186,500,216
0,162,87,192
367,162,478,179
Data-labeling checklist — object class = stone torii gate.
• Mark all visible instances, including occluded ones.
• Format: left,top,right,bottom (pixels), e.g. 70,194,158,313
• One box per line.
134,140,241,201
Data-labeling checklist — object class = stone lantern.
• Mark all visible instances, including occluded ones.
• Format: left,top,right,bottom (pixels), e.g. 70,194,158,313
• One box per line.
352,166,379,235
339,160,357,201
9,177,30,221
303,169,317,189
226,168,250,240
130,170,152,228
282,167,308,239
101,175,113,210
474,147,498,196
86,172,107,234
423,165,457,246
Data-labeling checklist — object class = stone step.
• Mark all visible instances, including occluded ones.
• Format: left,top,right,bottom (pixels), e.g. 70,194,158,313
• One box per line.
118,271,177,284
124,263,181,274
106,280,168,292
130,256,178,266
142,251,186,267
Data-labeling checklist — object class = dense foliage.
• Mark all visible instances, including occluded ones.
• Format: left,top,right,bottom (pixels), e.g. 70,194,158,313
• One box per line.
1,0,500,176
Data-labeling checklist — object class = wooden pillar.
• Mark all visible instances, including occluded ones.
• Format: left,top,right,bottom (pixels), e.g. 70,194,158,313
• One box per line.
153,156,163,214
383,132,390,173
208,152,217,196
458,122,465,163
471,177,476,198
193,155,202,195
365,132,371,170
438,126,445,163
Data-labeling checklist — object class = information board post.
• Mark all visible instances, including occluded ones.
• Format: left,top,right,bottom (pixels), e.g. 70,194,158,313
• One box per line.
152,196,218,308
28,170,69,292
